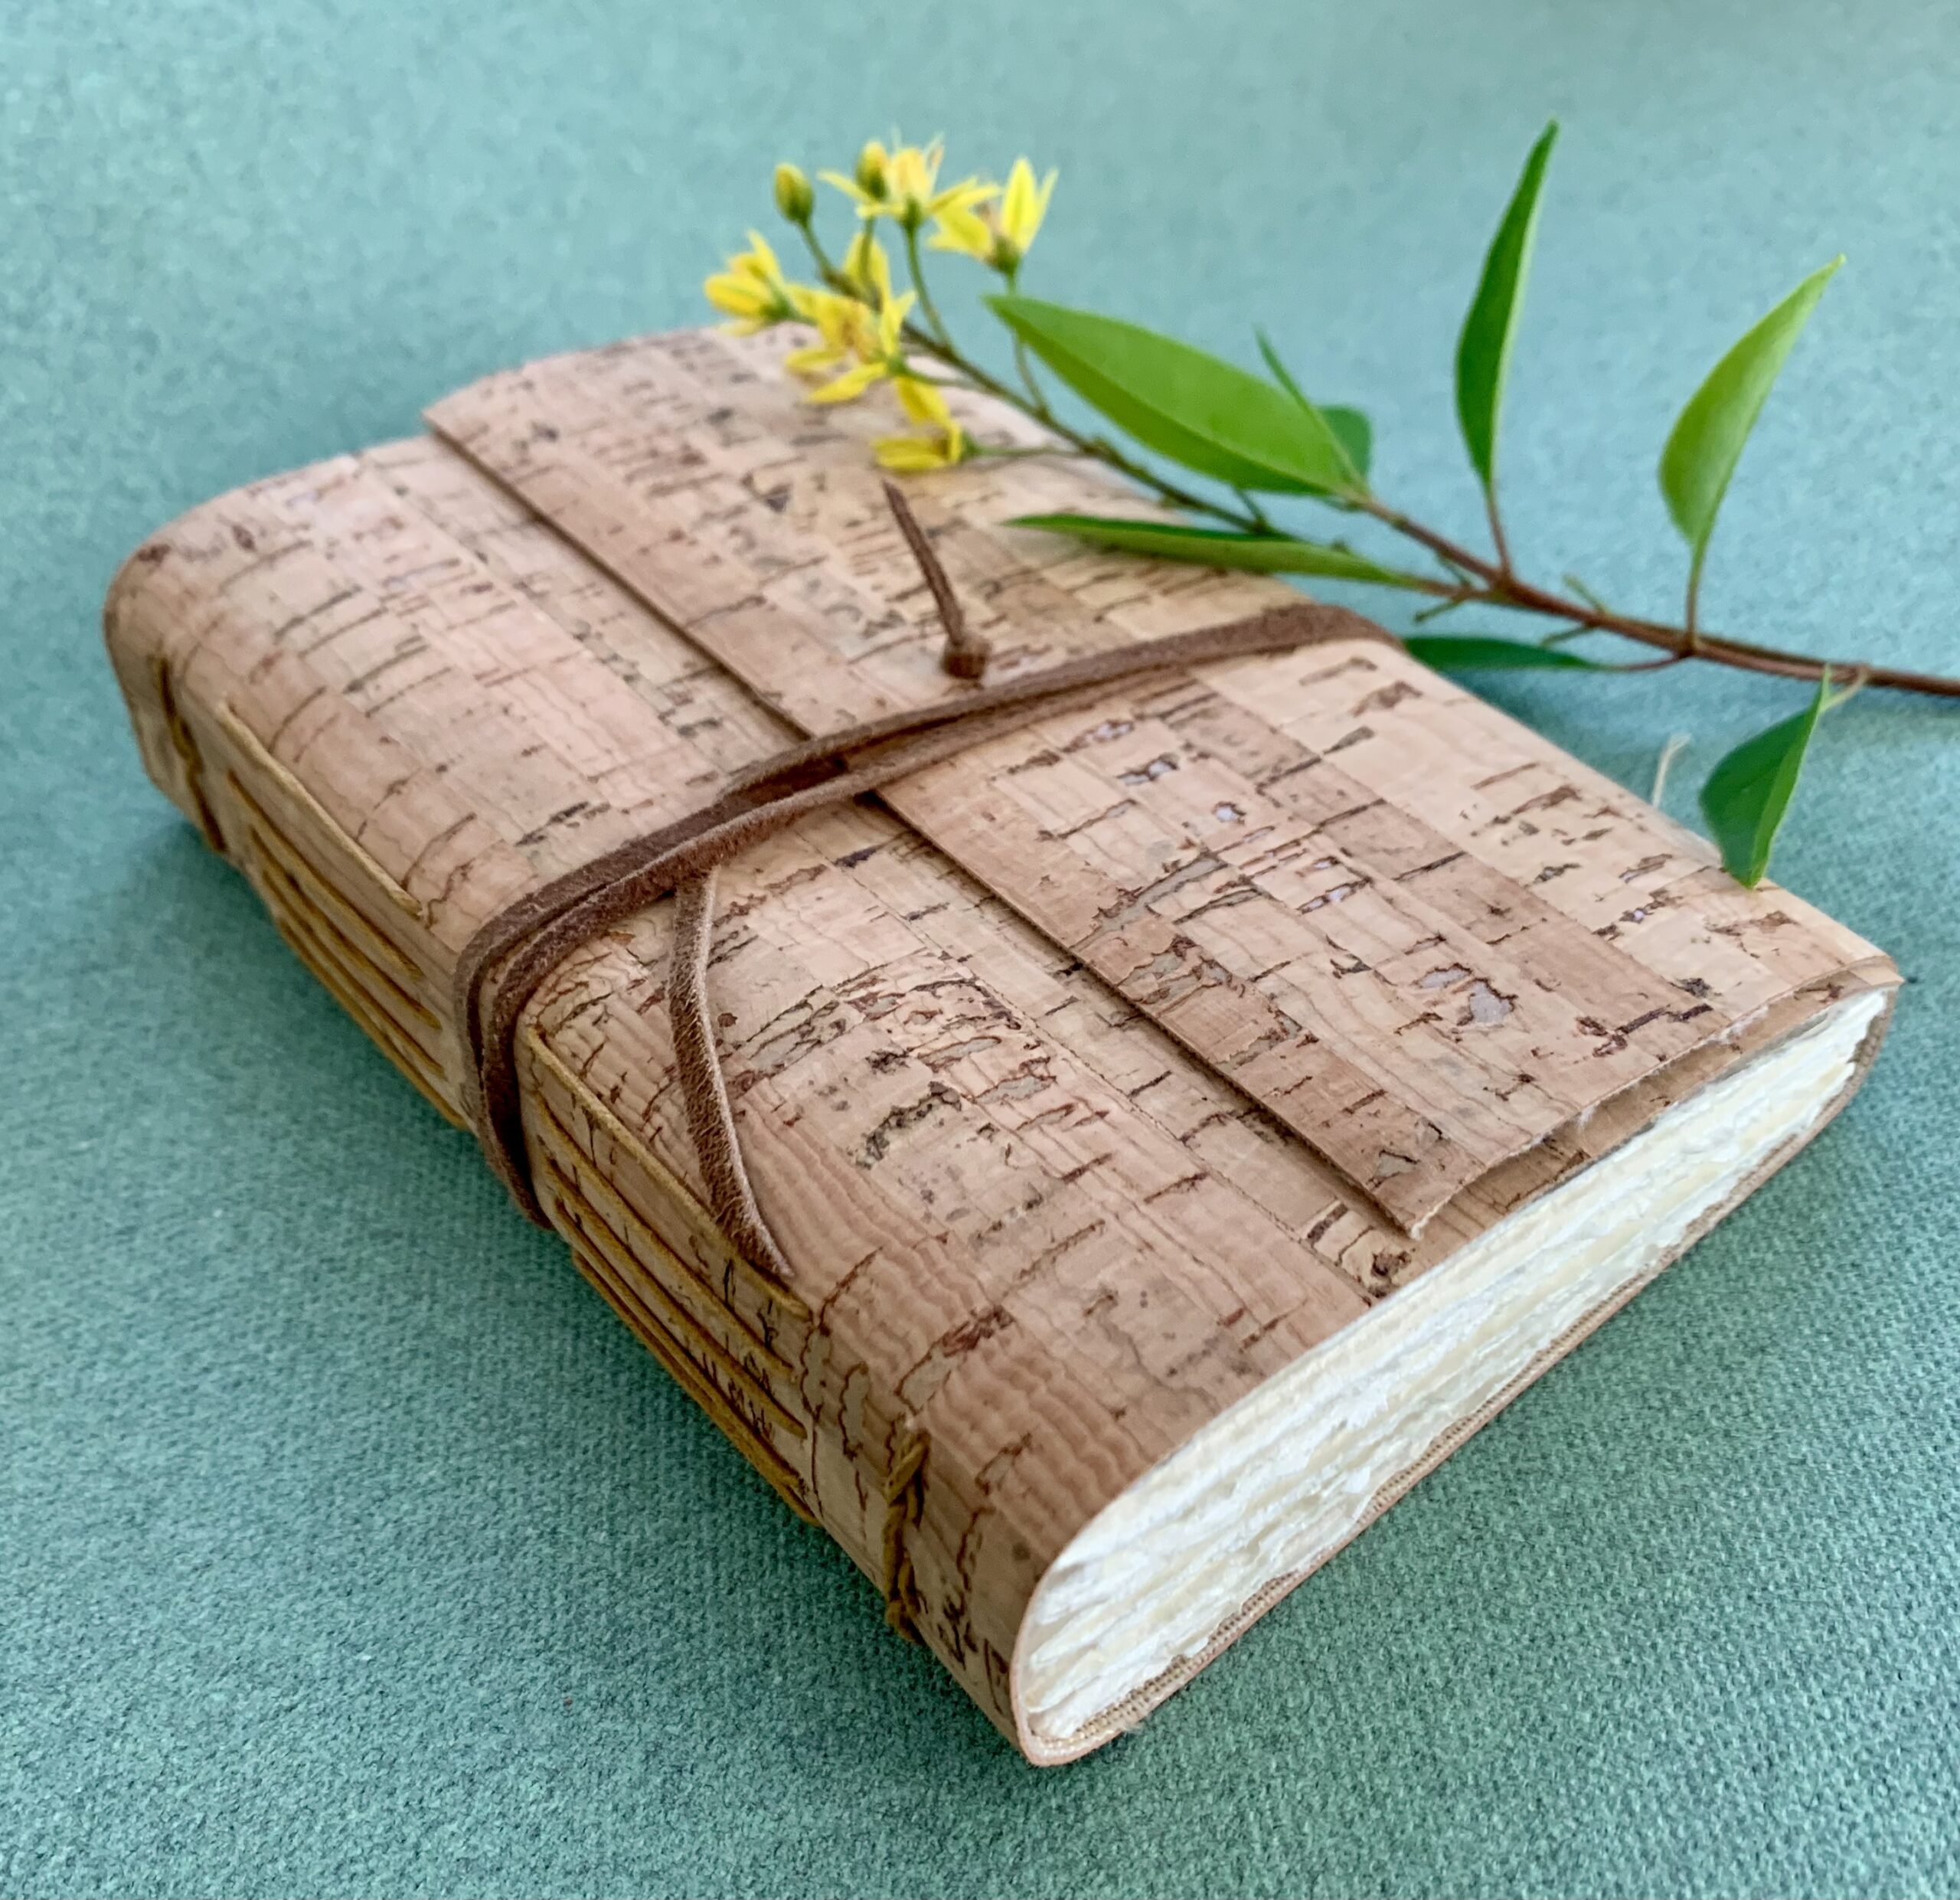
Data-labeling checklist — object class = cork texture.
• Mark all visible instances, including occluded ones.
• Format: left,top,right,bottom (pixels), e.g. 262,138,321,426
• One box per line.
103,327,1896,1758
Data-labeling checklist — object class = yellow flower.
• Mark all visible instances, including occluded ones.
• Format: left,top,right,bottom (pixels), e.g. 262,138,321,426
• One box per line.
823,136,995,230
928,157,1057,273
703,231,802,335
782,232,912,401
854,139,889,200
773,162,815,224
805,286,916,404
874,425,969,472
874,376,969,470
926,201,995,264
997,158,1057,260
896,374,952,426
782,289,876,381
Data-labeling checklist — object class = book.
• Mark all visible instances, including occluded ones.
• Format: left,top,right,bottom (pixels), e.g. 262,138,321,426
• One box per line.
104,326,1896,1762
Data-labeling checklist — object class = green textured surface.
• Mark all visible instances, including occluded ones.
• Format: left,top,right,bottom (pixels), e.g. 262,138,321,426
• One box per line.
4,2,1958,1892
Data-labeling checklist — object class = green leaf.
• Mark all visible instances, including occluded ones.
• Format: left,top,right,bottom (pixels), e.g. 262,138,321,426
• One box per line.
1659,257,1842,598
989,295,1365,496
1455,121,1558,493
1256,329,1370,484
1697,671,1830,888
1325,406,1372,481
1009,512,1423,584
1404,634,1606,671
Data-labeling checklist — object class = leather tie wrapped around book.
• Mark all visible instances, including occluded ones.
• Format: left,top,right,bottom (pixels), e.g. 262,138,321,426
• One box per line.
456,481,1394,1287
104,328,1898,1761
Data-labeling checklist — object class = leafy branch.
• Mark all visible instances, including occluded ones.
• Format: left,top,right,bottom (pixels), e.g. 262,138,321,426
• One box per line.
707,132,1958,884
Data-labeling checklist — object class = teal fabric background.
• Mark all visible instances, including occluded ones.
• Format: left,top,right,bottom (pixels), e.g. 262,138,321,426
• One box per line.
4,2,1957,1893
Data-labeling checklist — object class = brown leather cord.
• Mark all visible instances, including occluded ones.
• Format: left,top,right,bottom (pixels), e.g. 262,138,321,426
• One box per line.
452,495,1394,1283
884,481,990,680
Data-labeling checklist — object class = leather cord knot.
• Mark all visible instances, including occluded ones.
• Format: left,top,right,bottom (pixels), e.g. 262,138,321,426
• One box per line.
452,485,1392,1285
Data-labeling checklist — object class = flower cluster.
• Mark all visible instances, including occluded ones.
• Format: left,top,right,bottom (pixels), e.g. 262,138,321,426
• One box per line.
697,123,1952,891
704,137,1056,471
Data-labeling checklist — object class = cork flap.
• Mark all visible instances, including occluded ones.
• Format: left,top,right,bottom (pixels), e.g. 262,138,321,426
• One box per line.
424,329,1873,1236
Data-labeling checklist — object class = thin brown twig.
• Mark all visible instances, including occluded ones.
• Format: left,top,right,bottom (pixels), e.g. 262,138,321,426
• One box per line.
782,237,1960,703
1359,500,1960,697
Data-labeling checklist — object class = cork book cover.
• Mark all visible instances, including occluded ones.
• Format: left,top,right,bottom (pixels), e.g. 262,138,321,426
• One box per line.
104,327,1896,1763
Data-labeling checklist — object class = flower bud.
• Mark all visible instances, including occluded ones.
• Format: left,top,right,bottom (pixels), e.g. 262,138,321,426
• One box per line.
854,141,890,201
773,162,815,224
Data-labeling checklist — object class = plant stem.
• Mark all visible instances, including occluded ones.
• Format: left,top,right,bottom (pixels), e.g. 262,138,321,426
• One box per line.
1358,499,1960,697
793,221,848,293
1482,484,1514,577
902,222,955,348
1563,572,1612,614
1650,732,1691,805
816,295,1960,702
904,320,1272,533
1234,489,1275,531
1011,336,1051,414
1000,262,1055,415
